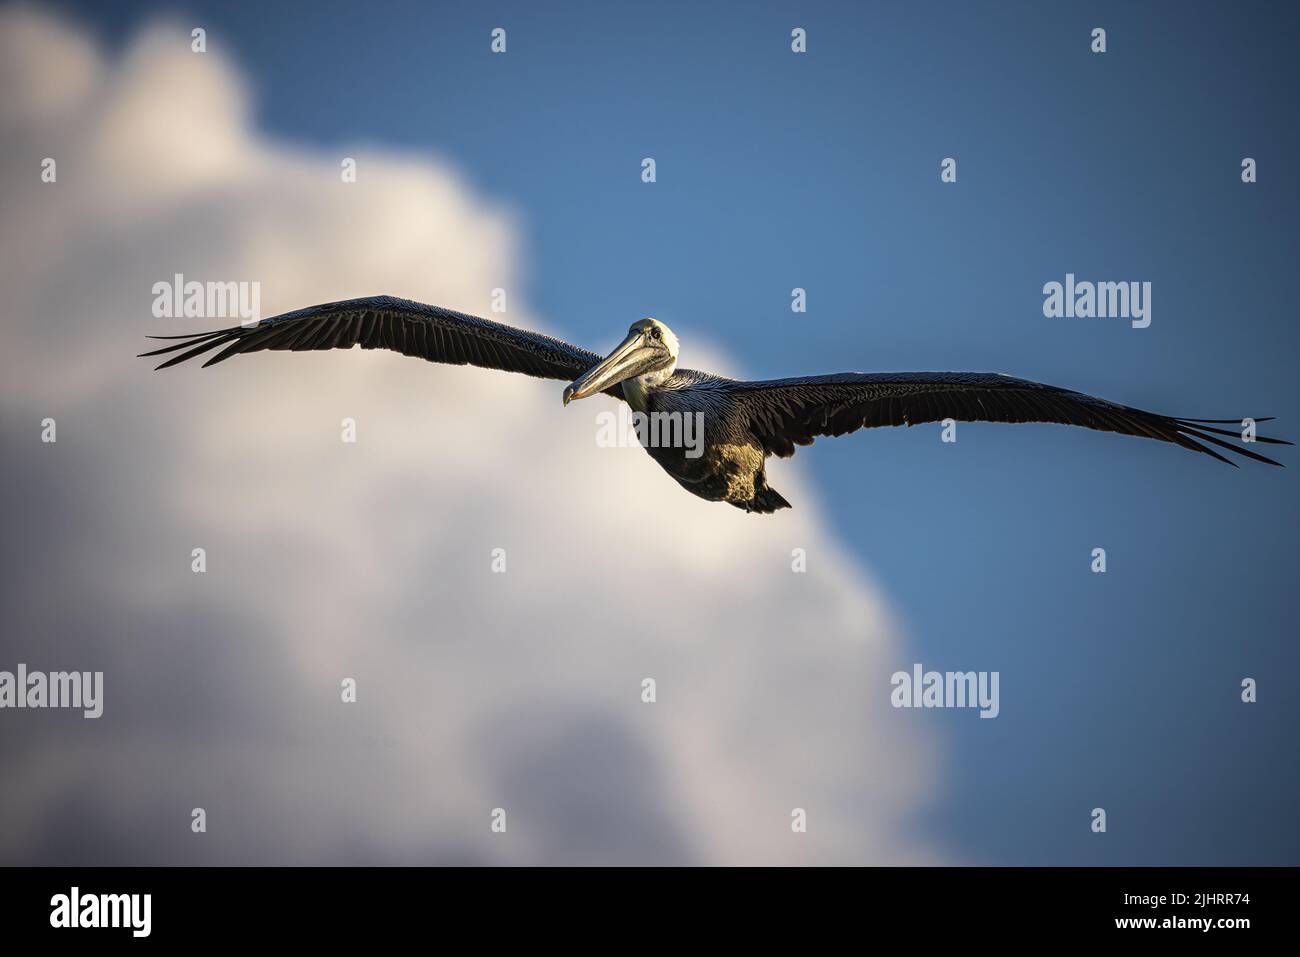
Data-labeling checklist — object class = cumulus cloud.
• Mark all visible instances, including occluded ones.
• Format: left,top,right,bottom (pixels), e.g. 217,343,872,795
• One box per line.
0,6,941,864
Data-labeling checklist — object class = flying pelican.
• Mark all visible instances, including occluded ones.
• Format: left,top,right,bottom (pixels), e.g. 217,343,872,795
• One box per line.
141,295,1287,512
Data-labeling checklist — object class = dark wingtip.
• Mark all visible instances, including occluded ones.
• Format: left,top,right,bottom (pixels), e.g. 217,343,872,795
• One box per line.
152,353,191,371
1170,416,1290,467
1178,424,1285,467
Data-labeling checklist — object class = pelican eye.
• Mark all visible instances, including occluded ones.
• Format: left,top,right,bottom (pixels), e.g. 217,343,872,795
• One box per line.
649,328,661,341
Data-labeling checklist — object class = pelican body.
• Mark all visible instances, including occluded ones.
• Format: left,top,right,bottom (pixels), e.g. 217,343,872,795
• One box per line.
142,296,1287,512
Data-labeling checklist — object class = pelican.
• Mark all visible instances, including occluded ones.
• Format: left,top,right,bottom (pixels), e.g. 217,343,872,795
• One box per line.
141,296,1288,512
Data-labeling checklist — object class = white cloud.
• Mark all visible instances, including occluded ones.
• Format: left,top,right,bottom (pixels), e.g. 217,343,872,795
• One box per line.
0,7,941,864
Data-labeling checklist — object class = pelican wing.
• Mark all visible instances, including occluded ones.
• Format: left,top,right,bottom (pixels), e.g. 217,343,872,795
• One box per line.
731,371,1288,466
140,295,607,384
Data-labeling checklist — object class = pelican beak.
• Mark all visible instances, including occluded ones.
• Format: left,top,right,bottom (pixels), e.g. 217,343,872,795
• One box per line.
563,329,657,405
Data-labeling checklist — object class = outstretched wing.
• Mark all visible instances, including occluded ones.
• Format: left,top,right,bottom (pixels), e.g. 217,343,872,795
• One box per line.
140,295,607,384
730,371,1288,467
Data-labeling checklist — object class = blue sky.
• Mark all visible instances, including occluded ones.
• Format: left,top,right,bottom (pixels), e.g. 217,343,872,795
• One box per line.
42,0,1299,864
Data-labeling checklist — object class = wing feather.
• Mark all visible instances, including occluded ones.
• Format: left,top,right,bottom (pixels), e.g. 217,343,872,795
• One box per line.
730,372,1288,466
140,295,612,390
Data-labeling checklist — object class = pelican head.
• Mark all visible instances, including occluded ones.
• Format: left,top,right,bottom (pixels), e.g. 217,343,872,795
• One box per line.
562,318,679,405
